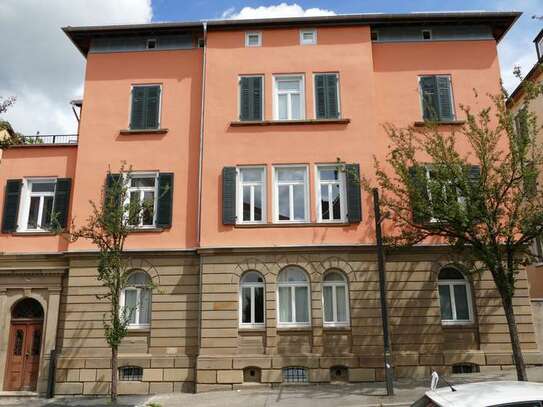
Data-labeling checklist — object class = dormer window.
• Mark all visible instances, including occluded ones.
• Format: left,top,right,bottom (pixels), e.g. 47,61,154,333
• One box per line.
245,32,262,47
146,39,157,49
300,29,317,45
537,37,543,60
422,30,432,40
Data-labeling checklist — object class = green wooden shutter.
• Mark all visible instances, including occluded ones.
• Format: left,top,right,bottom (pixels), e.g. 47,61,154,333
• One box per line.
105,173,122,208
345,164,362,223
240,77,251,121
315,74,326,119
130,87,146,129
2,179,22,233
436,76,454,121
325,74,339,119
240,77,262,121
156,173,174,228
420,76,439,121
144,86,161,129
252,77,262,121
315,74,339,119
408,166,431,224
53,178,72,229
222,167,237,225
467,165,481,184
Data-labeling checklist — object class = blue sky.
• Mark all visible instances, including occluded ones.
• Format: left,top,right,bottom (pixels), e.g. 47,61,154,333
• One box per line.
151,0,541,26
0,0,541,135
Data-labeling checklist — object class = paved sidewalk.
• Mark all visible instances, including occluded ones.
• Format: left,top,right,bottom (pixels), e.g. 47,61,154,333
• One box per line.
1,366,543,407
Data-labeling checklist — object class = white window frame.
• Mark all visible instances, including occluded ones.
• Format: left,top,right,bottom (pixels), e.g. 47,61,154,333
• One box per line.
538,37,543,59
120,272,151,329
272,165,309,223
276,268,311,328
236,166,266,224
322,271,350,328
125,172,159,229
300,29,317,45
423,165,464,223
239,272,266,328
438,273,474,326
245,32,262,47
17,178,57,233
273,75,305,121
238,75,265,122
315,164,347,223
128,83,163,130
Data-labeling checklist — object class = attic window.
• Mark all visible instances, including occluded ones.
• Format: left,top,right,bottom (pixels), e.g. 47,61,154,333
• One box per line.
300,29,317,45
371,30,379,41
197,37,205,48
146,39,157,49
422,30,432,40
538,37,543,59
245,32,262,47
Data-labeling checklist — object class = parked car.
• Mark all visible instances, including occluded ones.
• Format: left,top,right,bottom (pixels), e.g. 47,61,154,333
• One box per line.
412,380,543,407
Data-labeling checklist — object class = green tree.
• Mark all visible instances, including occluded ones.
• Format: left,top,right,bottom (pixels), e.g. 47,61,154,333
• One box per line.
54,164,158,401
365,77,543,381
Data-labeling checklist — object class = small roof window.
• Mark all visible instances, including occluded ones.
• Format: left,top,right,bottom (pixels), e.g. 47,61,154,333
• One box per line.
300,29,317,45
421,30,432,40
245,32,262,47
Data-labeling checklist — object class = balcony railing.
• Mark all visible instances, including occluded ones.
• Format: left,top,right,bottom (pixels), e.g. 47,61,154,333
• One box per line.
19,134,78,145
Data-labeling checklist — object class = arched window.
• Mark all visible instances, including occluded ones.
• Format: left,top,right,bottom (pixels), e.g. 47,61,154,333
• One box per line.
438,267,473,324
121,271,151,328
277,266,310,327
322,271,349,327
239,271,265,327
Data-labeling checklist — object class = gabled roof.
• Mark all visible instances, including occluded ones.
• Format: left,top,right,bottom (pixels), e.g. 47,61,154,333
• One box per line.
63,11,521,56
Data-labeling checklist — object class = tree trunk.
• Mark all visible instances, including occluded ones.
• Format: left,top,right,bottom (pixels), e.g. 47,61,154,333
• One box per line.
111,345,118,402
502,294,528,381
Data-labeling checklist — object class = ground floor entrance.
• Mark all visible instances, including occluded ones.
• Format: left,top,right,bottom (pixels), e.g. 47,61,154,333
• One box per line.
3,298,44,391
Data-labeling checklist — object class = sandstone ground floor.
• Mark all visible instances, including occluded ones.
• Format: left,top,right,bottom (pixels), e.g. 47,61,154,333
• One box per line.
4,366,543,407
0,246,541,396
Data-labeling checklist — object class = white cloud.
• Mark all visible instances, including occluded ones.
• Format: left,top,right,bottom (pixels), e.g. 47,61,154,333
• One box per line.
221,3,336,20
0,0,152,135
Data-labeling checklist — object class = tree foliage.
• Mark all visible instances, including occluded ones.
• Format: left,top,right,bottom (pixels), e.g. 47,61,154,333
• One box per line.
53,163,159,401
364,74,543,381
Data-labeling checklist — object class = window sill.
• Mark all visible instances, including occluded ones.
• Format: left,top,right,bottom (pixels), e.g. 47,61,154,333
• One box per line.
127,227,164,233
12,231,56,236
127,325,150,333
230,118,350,127
413,120,466,127
238,327,266,333
235,222,349,228
441,321,475,328
120,128,169,135
323,325,351,332
277,326,312,332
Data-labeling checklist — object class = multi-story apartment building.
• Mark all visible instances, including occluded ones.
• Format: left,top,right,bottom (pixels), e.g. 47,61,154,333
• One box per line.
1,11,541,396
507,28,543,353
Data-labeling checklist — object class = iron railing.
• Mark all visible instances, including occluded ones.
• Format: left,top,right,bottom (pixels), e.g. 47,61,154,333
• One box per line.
20,134,78,145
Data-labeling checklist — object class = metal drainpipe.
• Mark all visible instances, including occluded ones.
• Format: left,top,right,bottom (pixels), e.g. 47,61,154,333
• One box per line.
195,20,207,393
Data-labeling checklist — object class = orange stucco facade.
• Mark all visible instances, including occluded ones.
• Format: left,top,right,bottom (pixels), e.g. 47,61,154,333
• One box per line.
2,12,541,396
